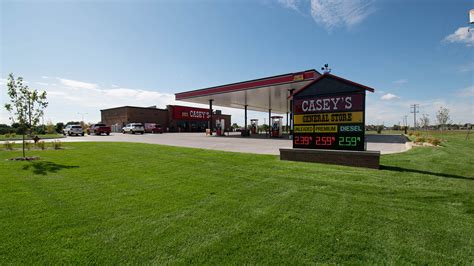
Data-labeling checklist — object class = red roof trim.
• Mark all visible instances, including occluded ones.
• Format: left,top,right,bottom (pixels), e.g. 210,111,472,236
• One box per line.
175,69,320,100
289,73,375,99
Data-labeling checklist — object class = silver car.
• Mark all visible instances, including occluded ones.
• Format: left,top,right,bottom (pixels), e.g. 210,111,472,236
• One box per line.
122,123,145,134
63,125,84,136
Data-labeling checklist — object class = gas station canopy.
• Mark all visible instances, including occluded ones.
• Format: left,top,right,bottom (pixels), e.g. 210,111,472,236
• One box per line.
175,69,320,113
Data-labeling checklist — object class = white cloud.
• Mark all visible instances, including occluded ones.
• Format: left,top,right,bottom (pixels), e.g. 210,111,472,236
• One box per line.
36,82,49,86
458,62,474,73
393,79,407,85
57,77,99,90
41,76,49,79
381,93,400,100
457,85,474,97
310,0,375,30
278,0,300,11
444,27,474,47
276,0,374,30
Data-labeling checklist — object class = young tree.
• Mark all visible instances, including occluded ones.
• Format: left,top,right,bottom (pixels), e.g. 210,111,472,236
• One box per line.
55,122,65,133
231,123,240,130
436,107,451,130
419,114,430,130
4,73,48,158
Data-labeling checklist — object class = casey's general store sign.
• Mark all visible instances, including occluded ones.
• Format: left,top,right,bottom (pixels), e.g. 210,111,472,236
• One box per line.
293,91,366,151
173,106,210,121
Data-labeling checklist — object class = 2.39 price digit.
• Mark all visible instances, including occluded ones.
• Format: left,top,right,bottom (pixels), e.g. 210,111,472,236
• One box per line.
294,136,313,146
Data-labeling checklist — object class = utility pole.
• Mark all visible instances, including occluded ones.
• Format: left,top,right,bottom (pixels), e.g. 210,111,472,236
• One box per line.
410,104,419,130
402,115,408,133
77,112,88,123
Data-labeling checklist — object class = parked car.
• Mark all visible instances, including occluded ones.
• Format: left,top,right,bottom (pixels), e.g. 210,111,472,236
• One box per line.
122,123,145,134
87,123,111,135
152,124,164,134
145,123,163,134
63,124,84,136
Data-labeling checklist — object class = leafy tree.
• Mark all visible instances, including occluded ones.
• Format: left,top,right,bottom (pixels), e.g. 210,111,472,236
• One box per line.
45,121,56,134
55,122,65,133
376,125,384,134
419,114,430,129
231,123,240,130
0,124,13,135
436,107,451,130
259,124,269,133
4,73,48,158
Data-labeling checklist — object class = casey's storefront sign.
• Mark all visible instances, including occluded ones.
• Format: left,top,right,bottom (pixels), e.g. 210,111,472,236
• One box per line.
294,93,364,114
173,106,210,121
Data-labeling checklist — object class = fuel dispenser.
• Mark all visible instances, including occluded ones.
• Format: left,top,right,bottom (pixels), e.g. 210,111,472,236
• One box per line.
250,119,258,134
271,116,283,138
216,119,225,136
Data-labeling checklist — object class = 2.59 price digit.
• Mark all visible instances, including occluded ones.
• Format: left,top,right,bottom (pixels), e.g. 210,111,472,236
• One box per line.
338,136,361,147
315,136,336,146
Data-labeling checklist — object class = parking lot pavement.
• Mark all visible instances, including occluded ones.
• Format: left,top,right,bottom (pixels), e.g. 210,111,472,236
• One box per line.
1,133,411,155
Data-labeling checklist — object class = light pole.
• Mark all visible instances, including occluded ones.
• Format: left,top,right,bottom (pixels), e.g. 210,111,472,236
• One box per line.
77,112,88,123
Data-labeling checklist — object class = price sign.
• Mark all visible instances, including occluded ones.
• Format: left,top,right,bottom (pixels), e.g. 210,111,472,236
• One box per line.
293,89,366,151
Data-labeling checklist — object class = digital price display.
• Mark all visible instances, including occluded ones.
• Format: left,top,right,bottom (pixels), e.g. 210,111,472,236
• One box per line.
293,134,339,148
293,91,366,151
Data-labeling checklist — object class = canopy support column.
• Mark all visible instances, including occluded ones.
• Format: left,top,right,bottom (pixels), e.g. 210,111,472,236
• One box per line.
289,89,295,137
209,99,213,136
244,105,248,137
268,109,272,138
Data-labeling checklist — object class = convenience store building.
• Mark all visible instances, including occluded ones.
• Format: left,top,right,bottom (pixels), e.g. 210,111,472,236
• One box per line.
101,105,231,132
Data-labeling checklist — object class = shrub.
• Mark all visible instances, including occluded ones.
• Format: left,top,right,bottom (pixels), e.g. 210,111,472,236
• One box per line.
414,132,421,137
427,137,442,146
46,122,56,134
36,140,46,150
51,140,62,150
376,125,384,134
25,141,33,150
4,132,17,139
34,125,46,135
415,136,426,143
4,141,14,150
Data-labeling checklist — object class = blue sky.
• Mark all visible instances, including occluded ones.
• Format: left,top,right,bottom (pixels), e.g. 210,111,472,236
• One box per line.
1,0,473,126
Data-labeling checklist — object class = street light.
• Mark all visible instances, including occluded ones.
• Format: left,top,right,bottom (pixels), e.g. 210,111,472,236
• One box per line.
77,112,88,123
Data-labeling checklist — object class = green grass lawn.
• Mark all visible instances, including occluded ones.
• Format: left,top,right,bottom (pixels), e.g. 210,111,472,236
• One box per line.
0,133,473,264
0,133,64,141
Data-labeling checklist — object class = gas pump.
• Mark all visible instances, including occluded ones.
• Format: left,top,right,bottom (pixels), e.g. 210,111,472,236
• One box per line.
216,119,225,136
271,116,283,138
250,119,258,134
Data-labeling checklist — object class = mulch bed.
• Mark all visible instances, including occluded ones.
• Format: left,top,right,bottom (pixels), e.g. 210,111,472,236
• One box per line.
8,156,40,161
